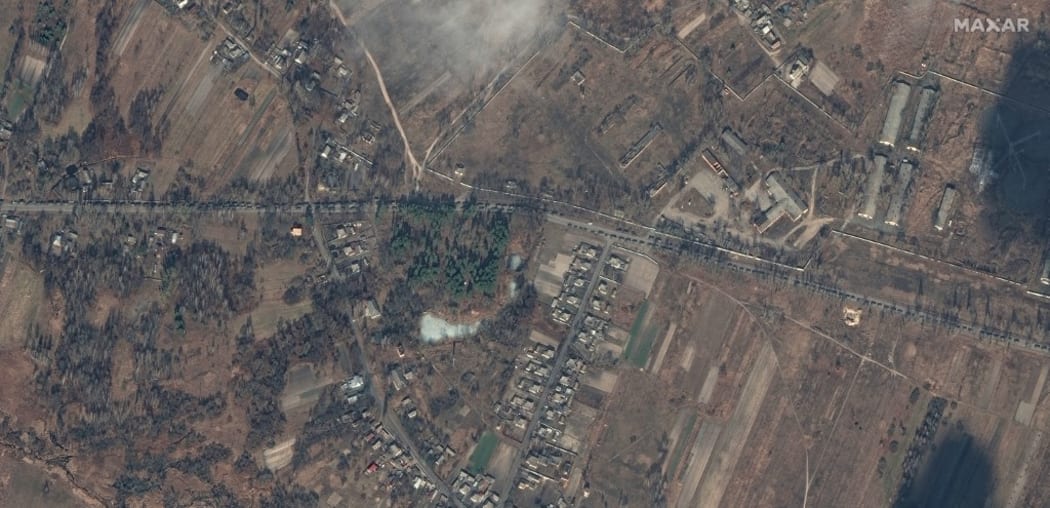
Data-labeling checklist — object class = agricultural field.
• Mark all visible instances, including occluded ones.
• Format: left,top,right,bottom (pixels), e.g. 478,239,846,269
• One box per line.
0,256,44,349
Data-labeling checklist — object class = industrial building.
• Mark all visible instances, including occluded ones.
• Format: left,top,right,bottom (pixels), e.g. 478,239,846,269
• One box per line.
933,185,957,231
884,160,915,227
878,82,912,148
700,148,742,196
756,172,808,233
858,155,888,220
720,128,748,158
906,87,938,151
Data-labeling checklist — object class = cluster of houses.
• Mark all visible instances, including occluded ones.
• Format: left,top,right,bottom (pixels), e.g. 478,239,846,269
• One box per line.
518,439,577,492
336,376,438,501
326,220,371,274
450,470,500,507
549,243,622,323
493,334,588,493
319,136,374,170
269,37,312,72
499,244,638,493
394,394,457,472
515,352,586,490
126,225,183,278
212,37,249,71
336,90,362,124
496,341,558,434
733,1,784,50
49,230,79,256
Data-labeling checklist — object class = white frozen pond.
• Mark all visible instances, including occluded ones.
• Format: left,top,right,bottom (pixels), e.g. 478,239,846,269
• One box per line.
419,312,481,343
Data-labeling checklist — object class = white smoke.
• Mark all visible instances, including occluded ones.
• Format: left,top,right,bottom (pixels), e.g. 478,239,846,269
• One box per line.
356,0,561,85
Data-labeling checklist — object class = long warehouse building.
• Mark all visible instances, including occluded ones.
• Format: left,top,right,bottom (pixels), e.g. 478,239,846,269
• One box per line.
858,155,888,220
885,160,916,227
878,82,912,148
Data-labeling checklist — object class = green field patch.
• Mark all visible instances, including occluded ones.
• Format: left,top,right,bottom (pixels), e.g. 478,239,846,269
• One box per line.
467,431,499,474
629,322,661,368
6,82,34,118
666,412,699,478
0,32,16,81
622,300,651,361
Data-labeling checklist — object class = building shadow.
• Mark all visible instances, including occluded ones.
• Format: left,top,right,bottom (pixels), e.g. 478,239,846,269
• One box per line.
894,428,993,508
973,39,1050,220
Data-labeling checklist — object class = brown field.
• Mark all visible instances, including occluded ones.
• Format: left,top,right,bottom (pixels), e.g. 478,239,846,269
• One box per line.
434,27,711,214
679,5,774,96
0,258,44,349
100,1,298,193
242,259,314,338
570,238,1050,508
0,458,83,508
581,368,678,508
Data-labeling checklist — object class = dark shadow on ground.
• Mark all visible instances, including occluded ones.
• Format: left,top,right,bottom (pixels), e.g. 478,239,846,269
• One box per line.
894,428,993,508
976,39,1050,220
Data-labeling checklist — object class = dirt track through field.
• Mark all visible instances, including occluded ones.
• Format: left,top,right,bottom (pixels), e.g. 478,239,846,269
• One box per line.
676,420,723,507
328,0,423,184
361,45,423,182
689,342,778,508
649,322,677,373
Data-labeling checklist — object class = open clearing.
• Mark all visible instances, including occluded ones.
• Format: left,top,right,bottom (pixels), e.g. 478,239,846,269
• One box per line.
622,300,662,368
243,259,313,338
0,459,81,508
0,259,44,349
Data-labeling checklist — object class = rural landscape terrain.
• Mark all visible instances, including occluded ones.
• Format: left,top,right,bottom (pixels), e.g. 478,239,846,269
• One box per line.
1,0,1050,507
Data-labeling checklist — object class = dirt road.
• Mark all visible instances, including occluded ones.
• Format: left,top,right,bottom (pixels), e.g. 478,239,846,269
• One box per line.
328,0,423,184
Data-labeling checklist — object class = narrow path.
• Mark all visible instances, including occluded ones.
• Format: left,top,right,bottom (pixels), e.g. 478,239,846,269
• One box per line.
359,45,422,183
328,0,423,185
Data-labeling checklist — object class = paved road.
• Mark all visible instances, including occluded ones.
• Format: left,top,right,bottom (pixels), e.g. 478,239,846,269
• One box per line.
5,196,1046,353
347,315,462,508
497,243,611,505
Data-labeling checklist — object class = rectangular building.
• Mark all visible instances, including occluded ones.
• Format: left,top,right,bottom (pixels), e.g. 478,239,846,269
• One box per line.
700,148,742,196
756,172,808,233
859,155,888,220
906,87,938,151
933,185,957,231
878,82,912,148
720,128,748,157
765,172,807,220
884,160,915,227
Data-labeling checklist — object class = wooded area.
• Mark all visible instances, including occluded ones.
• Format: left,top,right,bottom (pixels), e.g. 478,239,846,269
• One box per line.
385,196,510,299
